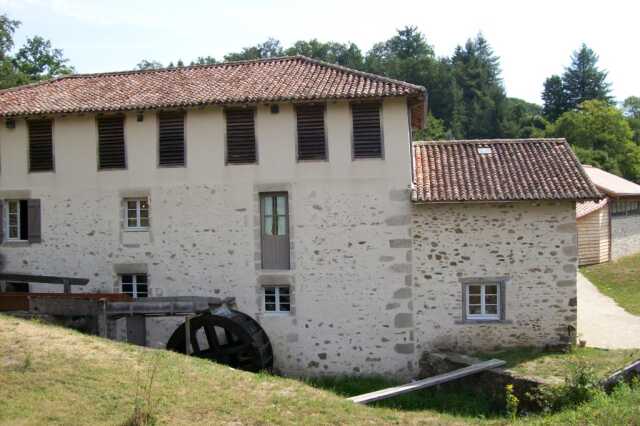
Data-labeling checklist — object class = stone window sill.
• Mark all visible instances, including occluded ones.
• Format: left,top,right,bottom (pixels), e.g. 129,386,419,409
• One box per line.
455,319,513,325
2,241,30,247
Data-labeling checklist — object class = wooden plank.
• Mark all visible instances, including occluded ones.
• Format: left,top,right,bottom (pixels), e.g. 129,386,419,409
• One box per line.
0,273,89,286
348,359,505,404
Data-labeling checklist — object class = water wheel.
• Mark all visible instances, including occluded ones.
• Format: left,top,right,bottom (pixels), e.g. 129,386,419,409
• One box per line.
166,307,273,372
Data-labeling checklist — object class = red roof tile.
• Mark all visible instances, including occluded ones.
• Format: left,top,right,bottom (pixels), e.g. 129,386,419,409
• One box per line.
412,139,602,202
0,56,425,117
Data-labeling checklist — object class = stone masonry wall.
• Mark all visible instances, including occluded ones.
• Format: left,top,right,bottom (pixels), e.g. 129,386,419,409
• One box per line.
611,215,640,260
412,202,578,353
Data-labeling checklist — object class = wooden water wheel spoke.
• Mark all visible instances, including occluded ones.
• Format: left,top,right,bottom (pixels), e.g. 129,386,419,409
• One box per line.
203,323,220,349
190,331,201,353
166,310,273,373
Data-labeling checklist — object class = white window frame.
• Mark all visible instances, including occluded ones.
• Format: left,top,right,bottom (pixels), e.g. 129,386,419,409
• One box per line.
120,273,148,298
263,286,291,314
5,200,24,241
465,283,501,321
124,198,149,231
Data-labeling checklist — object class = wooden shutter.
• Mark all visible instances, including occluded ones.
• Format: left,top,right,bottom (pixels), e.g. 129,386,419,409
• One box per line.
28,119,54,172
27,199,41,243
296,104,326,160
0,202,3,243
352,102,383,159
98,115,126,169
158,111,185,166
226,109,256,164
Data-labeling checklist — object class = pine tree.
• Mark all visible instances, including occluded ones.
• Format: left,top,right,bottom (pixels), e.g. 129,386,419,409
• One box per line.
562,44,612,109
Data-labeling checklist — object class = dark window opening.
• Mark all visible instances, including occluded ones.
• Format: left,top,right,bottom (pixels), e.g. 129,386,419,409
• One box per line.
352,102,382,159
158,111,185,166
28,119,54,172
5,282,29,292
296,104,326,161
226,109,256,164
97,115,126,169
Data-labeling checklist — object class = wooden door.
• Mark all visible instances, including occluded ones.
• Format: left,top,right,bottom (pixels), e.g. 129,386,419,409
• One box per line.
260,193,290,269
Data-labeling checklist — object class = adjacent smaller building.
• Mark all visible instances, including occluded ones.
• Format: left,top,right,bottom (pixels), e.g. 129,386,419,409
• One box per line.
577,165,640,265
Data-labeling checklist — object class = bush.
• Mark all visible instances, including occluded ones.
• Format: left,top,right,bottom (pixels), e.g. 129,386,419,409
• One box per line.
532,361,603,412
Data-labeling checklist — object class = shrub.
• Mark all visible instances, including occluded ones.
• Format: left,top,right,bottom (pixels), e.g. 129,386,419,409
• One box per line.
532,361,603,412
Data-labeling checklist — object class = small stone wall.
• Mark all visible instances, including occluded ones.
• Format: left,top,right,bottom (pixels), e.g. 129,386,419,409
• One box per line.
419,352,550,412
611,215,640,260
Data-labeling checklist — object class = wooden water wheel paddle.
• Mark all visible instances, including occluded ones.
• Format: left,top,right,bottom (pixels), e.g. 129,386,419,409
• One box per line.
166,307,273,372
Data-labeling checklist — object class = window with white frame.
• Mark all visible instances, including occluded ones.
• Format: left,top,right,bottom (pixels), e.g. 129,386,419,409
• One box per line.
264,286,291,313
5,200,27,241
465,282,501,320
120,274,148,298
125,198,149,230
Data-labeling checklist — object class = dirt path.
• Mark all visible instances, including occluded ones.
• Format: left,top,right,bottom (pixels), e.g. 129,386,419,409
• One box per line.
577,272,640,349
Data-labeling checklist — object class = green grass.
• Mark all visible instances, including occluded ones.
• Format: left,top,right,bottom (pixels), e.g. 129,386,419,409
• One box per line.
1,313,640,425
581,252,640,315
476,346,640,384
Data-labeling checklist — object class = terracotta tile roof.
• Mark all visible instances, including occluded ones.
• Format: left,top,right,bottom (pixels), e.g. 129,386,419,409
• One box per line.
0,56,425,118
582,165,640,197
576,199,608,219
412,139,602,203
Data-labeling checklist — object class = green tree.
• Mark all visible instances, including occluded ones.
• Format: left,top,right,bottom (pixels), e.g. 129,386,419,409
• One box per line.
285,39,364,69
190,56,217,66
224,38,284,61
136,59,163,70
501,97,547,138
623,96,640,144
14,36,74,79
563,44,612,108
414,113,447,140
449,34,506,138
542,75,568,121
549,100,639,181
0,14,20,60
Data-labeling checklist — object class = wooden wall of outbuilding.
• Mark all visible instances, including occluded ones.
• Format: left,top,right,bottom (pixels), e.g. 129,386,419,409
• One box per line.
577,205,610,265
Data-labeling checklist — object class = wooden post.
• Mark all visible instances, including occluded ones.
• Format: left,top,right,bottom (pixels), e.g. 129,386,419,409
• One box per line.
185,315,192,355
62,278,71,294
97,299,108,338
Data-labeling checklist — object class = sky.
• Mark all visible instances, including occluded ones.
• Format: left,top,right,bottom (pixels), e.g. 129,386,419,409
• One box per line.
1,0,637,104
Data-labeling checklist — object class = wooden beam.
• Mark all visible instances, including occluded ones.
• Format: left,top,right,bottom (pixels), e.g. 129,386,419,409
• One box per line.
348,359,506,404
0,273,89,286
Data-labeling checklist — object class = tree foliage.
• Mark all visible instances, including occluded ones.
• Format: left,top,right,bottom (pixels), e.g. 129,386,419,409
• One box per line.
549,100,639,180
0,14,73,89
542,44,612,120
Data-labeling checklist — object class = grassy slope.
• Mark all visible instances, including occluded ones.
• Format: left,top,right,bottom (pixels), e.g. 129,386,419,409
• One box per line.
1,314,640,425
476,347,640,384
581,252,640,315
0,314,464,426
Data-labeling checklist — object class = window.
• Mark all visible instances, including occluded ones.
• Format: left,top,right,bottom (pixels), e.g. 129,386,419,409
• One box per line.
260,193,290,270
4,282,29,293
226,108,256,164
158,111,185,167
97,115,126,169
611,199,640,217
121,274,148,298
264,286,290,313
28,119,54,172
351,102,382,159
2,199,42,243
296,104,326,160
464,282,503,321
125,198,149,230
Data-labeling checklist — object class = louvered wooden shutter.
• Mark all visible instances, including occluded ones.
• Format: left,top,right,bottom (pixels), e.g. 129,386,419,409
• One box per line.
352,102,383,159
296,104,326,160
27,199,41,243
28,119,54,172
158,111,185,166
98,115,126,169
226,109,256,164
